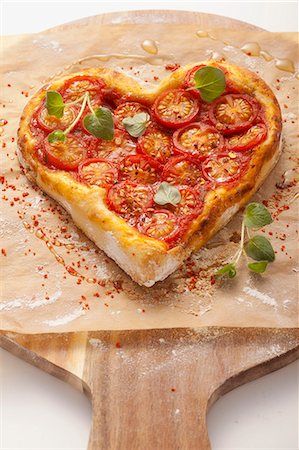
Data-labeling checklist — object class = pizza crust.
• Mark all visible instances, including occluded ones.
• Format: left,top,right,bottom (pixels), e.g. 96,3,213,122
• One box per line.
18,61,282,286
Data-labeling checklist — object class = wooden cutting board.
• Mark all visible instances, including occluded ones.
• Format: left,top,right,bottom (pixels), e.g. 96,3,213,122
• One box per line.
1,10,298,450
1,328,298,449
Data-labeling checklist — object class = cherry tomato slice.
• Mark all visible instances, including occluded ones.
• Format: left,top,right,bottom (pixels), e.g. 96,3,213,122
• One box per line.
106,180,154,218
184,64,239,97
202,153,242,183
43,134,87,171
173,122,224,158
37,105,77,132
137,210,181,244
78,158,118,188
183,64,204,97
72,128,95,147
88,129,136,161
30,113,46,143
114,102,150,130
162,156,204,186
172,186,203,218
119,154,160,184
60,76,105,103
137,126,173,164
226,123,267,152
153,89,200,129
209,94,259,135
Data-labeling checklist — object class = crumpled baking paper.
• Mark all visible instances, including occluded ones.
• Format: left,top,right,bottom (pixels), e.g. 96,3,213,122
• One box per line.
0,20,298,333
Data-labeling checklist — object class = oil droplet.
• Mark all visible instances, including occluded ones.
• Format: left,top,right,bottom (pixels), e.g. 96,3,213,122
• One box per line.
65,243,75,250
0,127,3,135
0,119,8,126
196,30,209,38
240,42,261,57
55,254,65,265
260,50,274,62
66,266,81,278
87,277,96,284
64,65,71,71
141,39,158,55
211,52,224,61
275,58,295,73
35,228,44,239
284,168,299,185
23,221,31,230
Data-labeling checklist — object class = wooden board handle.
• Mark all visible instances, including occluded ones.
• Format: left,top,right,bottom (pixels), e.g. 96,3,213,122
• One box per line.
1,328,298,449
82,328,299,450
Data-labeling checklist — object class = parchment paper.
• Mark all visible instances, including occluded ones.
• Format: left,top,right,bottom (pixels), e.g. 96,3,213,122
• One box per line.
0,22,298,333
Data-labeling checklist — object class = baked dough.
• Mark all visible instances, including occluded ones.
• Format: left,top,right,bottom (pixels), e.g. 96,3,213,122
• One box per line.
18,61,282,286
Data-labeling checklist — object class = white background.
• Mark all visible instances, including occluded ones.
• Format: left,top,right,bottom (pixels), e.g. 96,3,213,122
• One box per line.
1,1,298,449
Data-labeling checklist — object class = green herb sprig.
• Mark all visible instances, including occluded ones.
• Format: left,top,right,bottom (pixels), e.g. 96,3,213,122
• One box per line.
188,66,226,102
45,91,114,143
216,202,275,279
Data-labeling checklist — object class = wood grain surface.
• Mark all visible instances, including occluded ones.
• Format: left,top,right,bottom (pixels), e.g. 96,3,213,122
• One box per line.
1,328,298,450
1,10,297,450
48,9,265,32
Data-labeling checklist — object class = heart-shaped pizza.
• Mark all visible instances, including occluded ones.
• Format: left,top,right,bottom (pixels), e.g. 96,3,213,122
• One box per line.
18,61,282,286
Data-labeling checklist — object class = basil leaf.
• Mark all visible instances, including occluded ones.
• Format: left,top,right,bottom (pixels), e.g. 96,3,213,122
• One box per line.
193,66,226,102
244,202,273,229
248,260,269,273
154,182,181,206
83,107,114,140
45,91,65,118
122,112,150,138
216,263,236,278
48,129,66,143
245,236,275,262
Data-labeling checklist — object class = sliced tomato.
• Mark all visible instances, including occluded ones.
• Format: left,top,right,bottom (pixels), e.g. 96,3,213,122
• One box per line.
43,134,87,171
78,158,118,188
153,89,200,129
72,127,95,146
162,156,204,186
171,186,203,218
226,123,267,152
137,210,181,245
119,154,160,184
106,181,154,218
173,122,224,158
60,76,105,103
137,126,173,164
37,105,77,132
202,153,243,183
30,113,46,142
114,102,150,130
209,94,259,135
184,64,240,98
88,129,136,161
183,64,204,97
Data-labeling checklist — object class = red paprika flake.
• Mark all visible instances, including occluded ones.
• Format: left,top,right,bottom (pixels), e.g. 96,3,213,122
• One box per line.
165,63,181,71
1,248,7,256
115,342,121,348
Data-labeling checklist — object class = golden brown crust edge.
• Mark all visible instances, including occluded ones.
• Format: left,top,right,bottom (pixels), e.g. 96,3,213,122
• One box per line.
17,61,282,286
